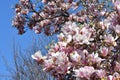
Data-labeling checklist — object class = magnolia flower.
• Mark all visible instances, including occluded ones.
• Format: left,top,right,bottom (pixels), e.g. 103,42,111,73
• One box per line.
74,66,95,79
58,33,72,43
43,58,55,71
66,35,72,43
103,19,111,29
87,53,105,64
49,51,68,65
108,72,120,80
100,10,106,16
70,51,81,63
108,75,114,80
114,0,120,14
100,46,109,57
114,61,120,71
45,51,70,73
31,50,46,63
58,33,65,41
58,41,67,47
113,72,120,80
99,21,106,30
53,44,59,52
73,27,94,45
95,69,106,78
55,62,71,74
104,34,118,46
62,21,79,35
114,25,120,35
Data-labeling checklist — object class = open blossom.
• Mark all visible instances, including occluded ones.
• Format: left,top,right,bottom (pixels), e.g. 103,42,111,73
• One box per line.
99,21,106,30
44,51,71,74
74,66,95,79
95,69,106,78
53,44,59,52
100,46,109,57
62,21,79,35
66,35,72,43
70,51,81,63
58,33,72,43
87,53,105,64
58,33,65,41
114,0,120,15
73,27,94,45
113,72,120,80
58,41,68,47
54,62,72,74
108,72,120,80
114,25,120,35
114,61,120,72
43,58,55,71
31,50,46,63
50,51,68,64
104,34,118,46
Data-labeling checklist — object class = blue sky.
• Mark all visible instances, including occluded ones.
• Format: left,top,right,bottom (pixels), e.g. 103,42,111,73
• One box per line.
0,0,34,79
0,0,57,79
0,0,17,78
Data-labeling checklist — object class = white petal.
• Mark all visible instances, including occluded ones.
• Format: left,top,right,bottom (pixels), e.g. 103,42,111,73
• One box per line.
31,50,42,60
67,35,72,43
31,55,38,60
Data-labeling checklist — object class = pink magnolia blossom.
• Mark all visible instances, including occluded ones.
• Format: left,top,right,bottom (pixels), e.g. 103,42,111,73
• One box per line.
87,53,105,64
73,27,94,45
100,46,109,57
104,34,118,46
74,66,95,79
54,62,72,74
95,69,106,78
70,51,81,63
31,50,46,63
50,51,68,64
114,61,120,72
62,21,79,35
43,58,55,72
114,25,120,35
53,44,59,52
99,21,106,30
58,33,65,41
114,0,120,15
108,72,120,80
108,13,120,26
113,72,120,80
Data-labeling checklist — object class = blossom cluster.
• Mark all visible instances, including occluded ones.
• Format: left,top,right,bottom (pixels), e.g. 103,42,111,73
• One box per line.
30,0,120,80
13,0,120,80
32,19,120,80
12,0,79,35
12,0,114,35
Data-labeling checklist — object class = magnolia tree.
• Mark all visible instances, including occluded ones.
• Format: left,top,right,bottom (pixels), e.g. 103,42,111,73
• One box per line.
12,0,107,35
12,0,120,80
